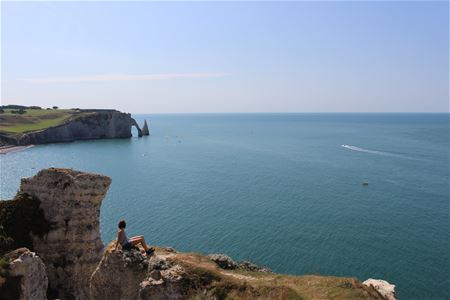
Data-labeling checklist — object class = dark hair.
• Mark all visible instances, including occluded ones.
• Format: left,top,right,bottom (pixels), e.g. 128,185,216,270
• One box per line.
118,219,126,229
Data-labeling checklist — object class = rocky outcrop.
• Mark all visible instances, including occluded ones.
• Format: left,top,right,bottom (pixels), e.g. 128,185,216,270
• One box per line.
208,254,272,273
90,244,396,300
238,261,272,273
208,254,238,270
6,110,143,146
141,120,150,136
4,248,48,300
19,168,112,299
90,248,149,300
363,279,397,300
90,245,194,300
138,264,186,300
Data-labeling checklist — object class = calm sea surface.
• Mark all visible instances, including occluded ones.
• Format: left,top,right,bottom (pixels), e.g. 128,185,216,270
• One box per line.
1,113,449,299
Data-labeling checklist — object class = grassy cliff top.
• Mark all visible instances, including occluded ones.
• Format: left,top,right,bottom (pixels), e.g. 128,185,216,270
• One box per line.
104,242,386,300
0,108,79,135
0,108,120,136
166,250,385,300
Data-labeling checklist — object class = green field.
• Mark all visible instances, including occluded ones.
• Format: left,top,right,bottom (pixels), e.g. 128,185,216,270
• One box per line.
0,109,79,135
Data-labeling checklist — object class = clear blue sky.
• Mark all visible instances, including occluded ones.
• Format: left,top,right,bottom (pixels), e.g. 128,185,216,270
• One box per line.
1,1,448,113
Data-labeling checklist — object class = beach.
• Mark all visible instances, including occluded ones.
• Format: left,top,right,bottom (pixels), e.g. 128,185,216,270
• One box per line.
0,145,34,154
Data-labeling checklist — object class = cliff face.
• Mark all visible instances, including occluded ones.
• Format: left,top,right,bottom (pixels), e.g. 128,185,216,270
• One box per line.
10,110,143,146
19,168,111,299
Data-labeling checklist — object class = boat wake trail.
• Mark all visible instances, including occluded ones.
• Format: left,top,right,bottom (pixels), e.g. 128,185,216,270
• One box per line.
341,144,405,158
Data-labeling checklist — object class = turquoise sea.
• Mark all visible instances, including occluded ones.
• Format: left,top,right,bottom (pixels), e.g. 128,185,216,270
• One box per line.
1,113,448,299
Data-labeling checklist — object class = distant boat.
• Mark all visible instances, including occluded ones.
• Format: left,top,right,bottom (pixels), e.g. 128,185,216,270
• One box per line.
362,182,369,186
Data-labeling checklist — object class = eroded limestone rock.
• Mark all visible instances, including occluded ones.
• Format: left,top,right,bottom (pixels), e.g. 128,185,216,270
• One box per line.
90,246,186,300
363,279,397,300
208,254,272,273
208,253,238,270
238,260,272,273
131,118,143,137
147,255,172,271
19,168,111,300
90,248,149,300
141,120,150,136
139,265,186,300
6,248,48,300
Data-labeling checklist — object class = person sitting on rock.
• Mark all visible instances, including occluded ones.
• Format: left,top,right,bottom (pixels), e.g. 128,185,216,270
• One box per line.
115,219,154,255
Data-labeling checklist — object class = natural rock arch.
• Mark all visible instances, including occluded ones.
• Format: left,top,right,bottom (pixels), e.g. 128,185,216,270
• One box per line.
131,118,143,137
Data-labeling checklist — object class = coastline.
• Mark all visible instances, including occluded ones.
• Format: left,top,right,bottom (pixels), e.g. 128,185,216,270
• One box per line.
0,145,35,154
0,108,147,147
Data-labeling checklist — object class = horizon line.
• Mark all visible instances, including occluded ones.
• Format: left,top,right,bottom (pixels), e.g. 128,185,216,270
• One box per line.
128,111,450,115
